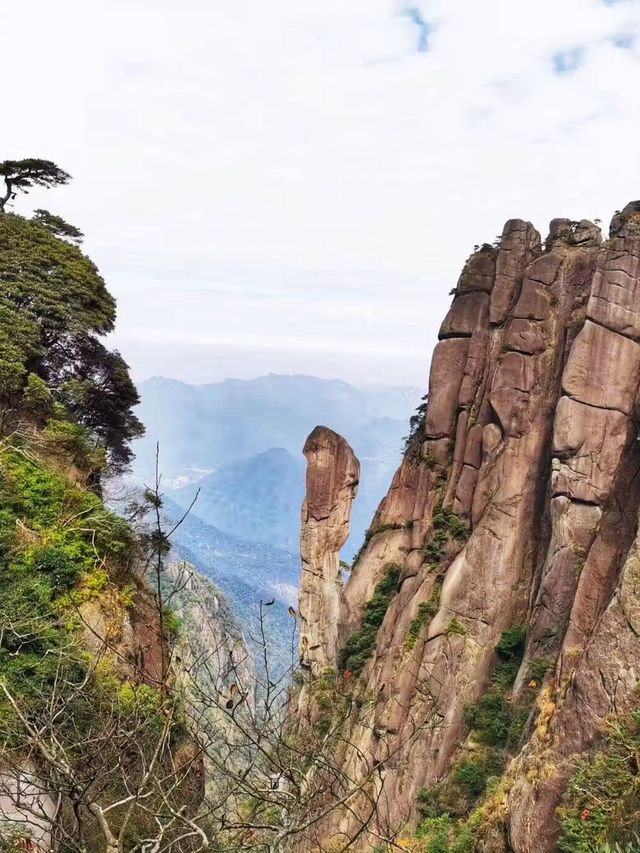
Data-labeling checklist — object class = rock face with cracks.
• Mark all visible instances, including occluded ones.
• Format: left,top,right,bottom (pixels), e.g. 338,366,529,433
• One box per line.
294,203,640,851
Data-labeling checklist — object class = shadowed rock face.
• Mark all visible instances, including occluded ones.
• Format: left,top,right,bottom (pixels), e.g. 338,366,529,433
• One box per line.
295,203,640,851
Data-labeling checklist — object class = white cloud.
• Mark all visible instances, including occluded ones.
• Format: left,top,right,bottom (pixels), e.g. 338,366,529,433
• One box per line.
1,0,640,385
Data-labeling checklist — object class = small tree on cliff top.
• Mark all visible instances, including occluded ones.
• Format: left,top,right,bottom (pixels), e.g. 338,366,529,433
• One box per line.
0,159,71,212
33,208,84,244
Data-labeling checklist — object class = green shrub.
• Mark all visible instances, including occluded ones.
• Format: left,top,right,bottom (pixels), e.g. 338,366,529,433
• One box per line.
418,785,449,820
163,607,182,637
495,624,526,659
22,372,53,417
596,840,640,853
418,748,504,825
558,710,640,851
447,618,466,636
341,565,400,674
43,416,106,473
32,544,90,591
415,813,475,853
464,625,527,748
453,750,504,798
465,688,511,746
529,657,551,681
405,586,441,650
423,504,469,565
412,627,533,852
416,815,454,852
0,442,140,710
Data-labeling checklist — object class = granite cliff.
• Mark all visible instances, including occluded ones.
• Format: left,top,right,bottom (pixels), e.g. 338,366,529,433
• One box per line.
297,202,640,851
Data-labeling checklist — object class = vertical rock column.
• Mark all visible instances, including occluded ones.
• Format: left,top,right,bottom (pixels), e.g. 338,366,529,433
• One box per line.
508,206,640,853
299,426,359,676
518,209,640,685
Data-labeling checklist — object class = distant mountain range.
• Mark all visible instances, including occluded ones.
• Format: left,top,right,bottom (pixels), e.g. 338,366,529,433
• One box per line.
161,495,299,673
133,373,418,475
130,373,419,669
133,374,420,560
170,447,305,553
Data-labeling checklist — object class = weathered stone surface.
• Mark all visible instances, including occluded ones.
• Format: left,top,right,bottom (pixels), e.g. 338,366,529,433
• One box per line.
423,436,451,466
609,200,640,237
546,218,602,248
424,338,470,438
572,219,602,246
587,253,640,340
513,280,553,319
489,219,542,325
562,319,640,414
439,291,489,338
551,396,630,503
527,251,563,286
458,324,490,407
453,463,478,516
463,423,483,469
546,219,602,247
451,410,470,469
456,247,497,294
299,426,359,674
489,351,537,437
547,217,574,245
520,496,602,670
504,317,546,354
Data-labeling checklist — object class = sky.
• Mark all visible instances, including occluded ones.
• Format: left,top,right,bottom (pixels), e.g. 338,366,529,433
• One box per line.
3,0,640,387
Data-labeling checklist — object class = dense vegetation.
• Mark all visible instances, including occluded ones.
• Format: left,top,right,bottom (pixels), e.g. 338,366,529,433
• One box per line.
0,169,143,470
557,707,640,851
0,435,199,850
0,163,201,851
0,443,135,705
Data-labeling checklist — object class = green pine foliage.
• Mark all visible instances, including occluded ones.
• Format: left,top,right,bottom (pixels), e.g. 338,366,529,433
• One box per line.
0,211,143,468
0,164,205,851
418,748,505,822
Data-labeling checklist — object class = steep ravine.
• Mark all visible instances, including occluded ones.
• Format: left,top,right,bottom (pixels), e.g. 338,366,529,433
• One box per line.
296,202,640,851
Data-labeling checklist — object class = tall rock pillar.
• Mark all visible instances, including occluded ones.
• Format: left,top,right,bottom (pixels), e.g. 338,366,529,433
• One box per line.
299,426,359,676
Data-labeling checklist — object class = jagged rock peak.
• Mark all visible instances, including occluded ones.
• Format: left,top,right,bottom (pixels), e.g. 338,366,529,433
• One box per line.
299,426,359,676
610,199,640,236
546,217,602,247
295,203,640,851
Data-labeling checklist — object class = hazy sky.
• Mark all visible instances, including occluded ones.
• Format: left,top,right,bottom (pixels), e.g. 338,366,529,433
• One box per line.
3,0,640,387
